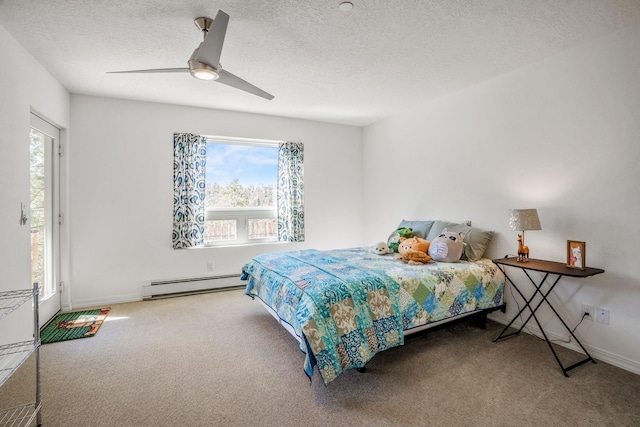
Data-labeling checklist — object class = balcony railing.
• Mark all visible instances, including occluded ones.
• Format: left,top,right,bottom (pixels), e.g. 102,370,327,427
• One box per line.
204,218,277,242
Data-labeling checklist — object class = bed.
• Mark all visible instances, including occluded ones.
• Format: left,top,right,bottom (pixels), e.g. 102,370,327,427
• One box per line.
242,240,506,384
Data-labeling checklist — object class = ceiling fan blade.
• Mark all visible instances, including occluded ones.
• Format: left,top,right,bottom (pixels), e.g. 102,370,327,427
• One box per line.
196,10,229,67
107,68,189,74
217,69,274,100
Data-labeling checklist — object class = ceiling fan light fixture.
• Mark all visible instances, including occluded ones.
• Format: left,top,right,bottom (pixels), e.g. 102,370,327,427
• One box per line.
188,46,219,80
190,67,219,80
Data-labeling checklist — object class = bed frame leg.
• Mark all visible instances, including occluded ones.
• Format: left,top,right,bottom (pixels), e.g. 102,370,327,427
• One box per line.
477,312,488,329
475,304,506,329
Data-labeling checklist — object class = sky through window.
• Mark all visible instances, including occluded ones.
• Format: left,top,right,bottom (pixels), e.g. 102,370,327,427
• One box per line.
206,143,278,187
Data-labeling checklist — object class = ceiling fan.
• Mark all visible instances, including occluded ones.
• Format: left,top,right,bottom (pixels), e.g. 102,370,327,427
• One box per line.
108,10,274,100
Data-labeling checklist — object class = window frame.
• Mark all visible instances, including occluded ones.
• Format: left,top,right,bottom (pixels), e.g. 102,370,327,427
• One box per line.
203,136,280,247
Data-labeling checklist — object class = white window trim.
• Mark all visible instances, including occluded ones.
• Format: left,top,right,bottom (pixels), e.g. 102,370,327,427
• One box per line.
207,207,276,220
204,135,280,148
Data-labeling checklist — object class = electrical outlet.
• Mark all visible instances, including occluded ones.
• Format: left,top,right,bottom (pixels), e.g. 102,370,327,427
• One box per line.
581,304,593,320
596,307,610,325
206,261,215,272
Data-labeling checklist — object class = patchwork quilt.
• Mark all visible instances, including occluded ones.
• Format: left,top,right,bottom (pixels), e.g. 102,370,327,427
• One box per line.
242,247,504,384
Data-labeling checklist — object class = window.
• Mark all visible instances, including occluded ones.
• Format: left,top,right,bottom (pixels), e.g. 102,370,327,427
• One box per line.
173,133,303,249
203,137,279,245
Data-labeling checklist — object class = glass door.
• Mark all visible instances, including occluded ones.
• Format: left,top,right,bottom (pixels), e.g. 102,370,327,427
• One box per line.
30,113,61,326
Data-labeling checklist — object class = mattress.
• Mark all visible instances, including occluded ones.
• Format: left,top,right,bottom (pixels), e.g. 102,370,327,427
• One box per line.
242,247,505,384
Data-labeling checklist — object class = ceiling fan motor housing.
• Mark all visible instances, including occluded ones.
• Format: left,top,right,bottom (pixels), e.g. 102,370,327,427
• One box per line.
188,45,219,80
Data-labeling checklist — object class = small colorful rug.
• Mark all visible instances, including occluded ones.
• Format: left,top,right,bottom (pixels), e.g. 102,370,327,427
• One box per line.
40,308,110,344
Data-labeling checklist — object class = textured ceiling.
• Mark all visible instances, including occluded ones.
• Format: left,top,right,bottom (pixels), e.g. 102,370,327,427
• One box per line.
1,0,640,126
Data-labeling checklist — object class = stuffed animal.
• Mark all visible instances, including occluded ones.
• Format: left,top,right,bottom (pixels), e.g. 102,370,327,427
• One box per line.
398,236,430,256
428,228,465,262
400,249,433,265
387,227,413,253
373,241,393,255
398,236,432,264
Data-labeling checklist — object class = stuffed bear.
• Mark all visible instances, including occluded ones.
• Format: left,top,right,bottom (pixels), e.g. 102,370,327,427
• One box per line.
428,228,465,262
373,241,393,255
398,236,430,256
387,227,413,253
398,236,432,264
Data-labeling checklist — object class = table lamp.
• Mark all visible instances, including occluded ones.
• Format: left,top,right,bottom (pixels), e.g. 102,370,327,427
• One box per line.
509,209,541,262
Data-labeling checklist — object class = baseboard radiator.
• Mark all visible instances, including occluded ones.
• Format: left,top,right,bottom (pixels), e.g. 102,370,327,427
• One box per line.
142,274,244,300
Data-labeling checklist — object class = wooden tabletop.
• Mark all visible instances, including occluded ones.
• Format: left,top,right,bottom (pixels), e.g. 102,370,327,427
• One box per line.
492,257,605,278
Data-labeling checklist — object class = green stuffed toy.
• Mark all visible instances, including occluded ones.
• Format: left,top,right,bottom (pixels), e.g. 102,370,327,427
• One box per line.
387,227,413,253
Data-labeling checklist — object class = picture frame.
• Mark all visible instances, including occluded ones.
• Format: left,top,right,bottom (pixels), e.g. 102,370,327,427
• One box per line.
567,240,586,270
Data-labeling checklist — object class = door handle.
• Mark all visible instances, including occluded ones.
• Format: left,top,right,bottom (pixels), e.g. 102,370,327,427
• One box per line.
20,203,28,225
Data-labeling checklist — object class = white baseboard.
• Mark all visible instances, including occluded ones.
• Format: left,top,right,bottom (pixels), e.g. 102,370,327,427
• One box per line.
488,312,640,376
66,293,142,310
67,281,244,310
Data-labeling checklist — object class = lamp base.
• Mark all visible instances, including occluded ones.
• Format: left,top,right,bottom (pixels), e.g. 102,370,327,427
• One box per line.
517,233,529,262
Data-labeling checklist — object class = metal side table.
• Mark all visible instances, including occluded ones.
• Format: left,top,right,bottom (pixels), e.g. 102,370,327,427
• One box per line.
492,257,604,377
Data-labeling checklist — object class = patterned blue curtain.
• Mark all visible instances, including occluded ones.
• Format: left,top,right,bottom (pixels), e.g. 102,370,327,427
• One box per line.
172,133,207,249
277,142,305,242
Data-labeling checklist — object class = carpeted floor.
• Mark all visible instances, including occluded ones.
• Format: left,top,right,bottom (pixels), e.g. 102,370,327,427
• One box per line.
1,289,639,426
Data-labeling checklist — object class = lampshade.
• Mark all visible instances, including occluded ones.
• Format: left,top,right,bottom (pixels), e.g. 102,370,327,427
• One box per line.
509,209,541,231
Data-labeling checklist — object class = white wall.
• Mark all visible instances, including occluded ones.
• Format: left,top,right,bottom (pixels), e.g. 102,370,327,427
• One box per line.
68,95,363,307
0,24,69,341
363,24,640,373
